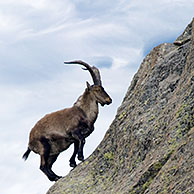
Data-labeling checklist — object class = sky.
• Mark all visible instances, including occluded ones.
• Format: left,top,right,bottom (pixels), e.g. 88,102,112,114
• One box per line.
0,0,194,194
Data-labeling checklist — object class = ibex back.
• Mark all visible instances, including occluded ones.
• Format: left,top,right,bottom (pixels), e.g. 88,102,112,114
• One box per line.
22,60,112,181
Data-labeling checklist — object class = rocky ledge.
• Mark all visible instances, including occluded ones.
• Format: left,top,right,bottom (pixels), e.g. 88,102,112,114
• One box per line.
47,18,194,194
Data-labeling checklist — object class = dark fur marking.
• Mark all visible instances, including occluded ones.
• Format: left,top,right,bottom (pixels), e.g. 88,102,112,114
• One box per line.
22,147,31,160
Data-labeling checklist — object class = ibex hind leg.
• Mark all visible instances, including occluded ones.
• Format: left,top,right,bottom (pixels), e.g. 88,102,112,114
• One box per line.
47,154,59,170
39,137,61,181
47,154,62,181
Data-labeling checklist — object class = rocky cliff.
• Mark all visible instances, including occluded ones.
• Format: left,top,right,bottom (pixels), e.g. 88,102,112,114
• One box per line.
47,19,194,194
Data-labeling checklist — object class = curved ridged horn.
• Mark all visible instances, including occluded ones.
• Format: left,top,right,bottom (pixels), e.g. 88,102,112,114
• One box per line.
64,60,102,85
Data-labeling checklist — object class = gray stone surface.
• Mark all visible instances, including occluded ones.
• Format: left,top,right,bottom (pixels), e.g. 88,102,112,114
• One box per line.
47,18,194,194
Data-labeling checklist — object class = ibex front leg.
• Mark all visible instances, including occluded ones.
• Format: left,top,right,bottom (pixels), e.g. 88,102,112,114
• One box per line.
71,130,85,161
69,141,79,167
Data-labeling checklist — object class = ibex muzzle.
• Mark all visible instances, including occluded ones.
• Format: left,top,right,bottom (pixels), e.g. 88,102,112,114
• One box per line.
92,85,112,106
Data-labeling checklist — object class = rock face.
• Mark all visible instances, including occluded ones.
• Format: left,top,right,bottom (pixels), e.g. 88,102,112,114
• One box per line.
47,19,194,194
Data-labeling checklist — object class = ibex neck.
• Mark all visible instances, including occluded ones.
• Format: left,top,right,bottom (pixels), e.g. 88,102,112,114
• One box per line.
74,91,98,125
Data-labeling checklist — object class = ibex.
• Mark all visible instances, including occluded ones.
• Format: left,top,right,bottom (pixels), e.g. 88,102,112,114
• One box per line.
22,60,112,181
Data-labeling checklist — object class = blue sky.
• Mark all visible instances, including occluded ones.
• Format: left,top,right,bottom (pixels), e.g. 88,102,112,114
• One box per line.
0,0,194,194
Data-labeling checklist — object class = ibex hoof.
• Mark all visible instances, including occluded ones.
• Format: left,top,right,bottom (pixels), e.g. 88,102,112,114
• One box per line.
78,155,84,161
70,162,77,168
55,176,62,182
49,175,62,182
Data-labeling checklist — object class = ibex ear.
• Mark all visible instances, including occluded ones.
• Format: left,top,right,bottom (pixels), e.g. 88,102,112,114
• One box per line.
86,81,91,91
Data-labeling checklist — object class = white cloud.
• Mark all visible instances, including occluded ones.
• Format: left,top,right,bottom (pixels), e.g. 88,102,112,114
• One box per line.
0,0,75,44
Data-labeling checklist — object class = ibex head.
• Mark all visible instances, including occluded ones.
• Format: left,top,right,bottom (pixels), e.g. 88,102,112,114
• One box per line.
64,60,112,106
